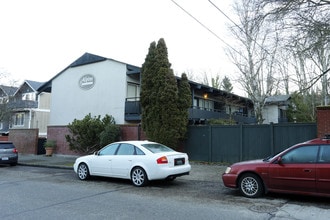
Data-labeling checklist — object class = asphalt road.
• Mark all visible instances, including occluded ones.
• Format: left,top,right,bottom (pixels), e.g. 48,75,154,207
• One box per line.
0,165,330,220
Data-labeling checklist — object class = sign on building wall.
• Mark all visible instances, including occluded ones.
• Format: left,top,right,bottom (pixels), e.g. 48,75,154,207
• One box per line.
78,74,95,90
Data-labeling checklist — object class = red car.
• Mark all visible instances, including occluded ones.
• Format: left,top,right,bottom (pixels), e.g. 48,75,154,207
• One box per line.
222,135,330,198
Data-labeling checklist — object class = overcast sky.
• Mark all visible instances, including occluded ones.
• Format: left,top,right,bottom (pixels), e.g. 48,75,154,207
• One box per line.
0,0,242,94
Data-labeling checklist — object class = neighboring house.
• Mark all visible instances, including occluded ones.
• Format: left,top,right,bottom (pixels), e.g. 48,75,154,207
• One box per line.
262,95,291,124
0,85,18,134
38,52,256,126
8,80,51,137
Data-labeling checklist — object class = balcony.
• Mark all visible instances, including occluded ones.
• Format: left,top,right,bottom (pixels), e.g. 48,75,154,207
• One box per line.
8,100,38,109
125,99,141,121
189,107,256,124
125,100,256,124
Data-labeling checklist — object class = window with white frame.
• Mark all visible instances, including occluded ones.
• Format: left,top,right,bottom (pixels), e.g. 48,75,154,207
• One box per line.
22,92,35,101
14,113,25,126
127,83,140,101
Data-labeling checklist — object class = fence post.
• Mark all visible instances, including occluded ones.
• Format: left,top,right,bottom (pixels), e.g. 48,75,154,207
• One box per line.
208,125,212,163
270,123,274,155
239,124,243,161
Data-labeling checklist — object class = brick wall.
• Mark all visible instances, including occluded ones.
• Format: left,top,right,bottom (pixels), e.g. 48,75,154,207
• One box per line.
120,124,147,141
317,106,330,137
47,125,80,155
0,136,8,141
46,124,147,156
9,129,39,154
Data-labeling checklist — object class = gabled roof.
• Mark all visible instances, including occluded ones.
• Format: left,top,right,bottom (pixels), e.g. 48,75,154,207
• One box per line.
69,53,107,68
265,95,291,104
0,85,17,96
38,52,140,93
13,80,44,96
25,80,44,91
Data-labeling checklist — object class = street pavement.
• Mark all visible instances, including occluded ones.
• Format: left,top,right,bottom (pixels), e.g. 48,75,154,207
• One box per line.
18,153,79,170
16,153,330,219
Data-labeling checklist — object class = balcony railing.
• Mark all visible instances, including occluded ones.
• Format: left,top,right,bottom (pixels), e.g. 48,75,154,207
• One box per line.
125,100,141,121
189,107,256,124
125,100,256,124
8,100,38,109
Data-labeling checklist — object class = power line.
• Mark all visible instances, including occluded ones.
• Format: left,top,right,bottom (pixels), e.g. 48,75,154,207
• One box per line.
169,0,241,55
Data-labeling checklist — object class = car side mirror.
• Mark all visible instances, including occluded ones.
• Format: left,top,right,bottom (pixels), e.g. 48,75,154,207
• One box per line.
276,156,282,164
94,151,99,156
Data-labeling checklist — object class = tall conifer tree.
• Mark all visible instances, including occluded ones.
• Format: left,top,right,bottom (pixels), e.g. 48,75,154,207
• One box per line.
141,38,190,149
177,73,192,141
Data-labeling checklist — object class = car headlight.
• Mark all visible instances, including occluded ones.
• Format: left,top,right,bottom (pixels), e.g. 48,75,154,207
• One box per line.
225,167,232,174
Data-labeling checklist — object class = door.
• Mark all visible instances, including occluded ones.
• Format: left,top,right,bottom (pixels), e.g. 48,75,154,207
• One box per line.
89,143,119,176
268,145,318,193
316,145,330,195
111,143,136,177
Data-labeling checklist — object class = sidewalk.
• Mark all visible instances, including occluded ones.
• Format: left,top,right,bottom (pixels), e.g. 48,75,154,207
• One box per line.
18,153,79,169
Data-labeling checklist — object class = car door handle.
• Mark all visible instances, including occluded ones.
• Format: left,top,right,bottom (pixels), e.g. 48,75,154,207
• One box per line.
304,169,312,172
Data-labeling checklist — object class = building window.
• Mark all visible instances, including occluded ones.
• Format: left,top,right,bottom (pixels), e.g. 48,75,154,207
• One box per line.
22,92,35,101
14,113,24,126
127,83,140,101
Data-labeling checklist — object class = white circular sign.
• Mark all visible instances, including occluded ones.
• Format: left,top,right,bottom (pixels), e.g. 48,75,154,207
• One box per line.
79,74,95,90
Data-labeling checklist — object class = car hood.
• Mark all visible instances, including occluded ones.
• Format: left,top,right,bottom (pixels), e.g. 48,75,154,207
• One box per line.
232,159,266,167
76,154,94,161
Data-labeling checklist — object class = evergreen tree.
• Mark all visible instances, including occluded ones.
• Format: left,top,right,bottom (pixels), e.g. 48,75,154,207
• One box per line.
287,92,317,123
141,38,191,149
140,41,157,136
221,76,233,93
177,73,192,140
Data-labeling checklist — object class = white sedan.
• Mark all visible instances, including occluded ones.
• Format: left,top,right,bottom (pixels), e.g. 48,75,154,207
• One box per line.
73,140,191,186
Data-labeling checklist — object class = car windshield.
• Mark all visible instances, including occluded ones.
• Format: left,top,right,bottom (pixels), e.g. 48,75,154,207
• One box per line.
142,143,175,153
263,151,283,162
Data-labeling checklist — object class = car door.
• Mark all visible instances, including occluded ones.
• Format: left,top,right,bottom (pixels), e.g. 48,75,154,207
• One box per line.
111,143,136,177
268,145,318,193
89,143,119,176
316,145,330,195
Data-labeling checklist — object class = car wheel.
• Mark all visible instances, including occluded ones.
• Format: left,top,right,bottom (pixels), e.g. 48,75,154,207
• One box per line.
131,167,149,187
77,163,90,180
238,173,264,198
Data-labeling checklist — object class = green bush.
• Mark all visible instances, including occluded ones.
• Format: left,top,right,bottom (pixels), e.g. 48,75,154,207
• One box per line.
65,113,120,154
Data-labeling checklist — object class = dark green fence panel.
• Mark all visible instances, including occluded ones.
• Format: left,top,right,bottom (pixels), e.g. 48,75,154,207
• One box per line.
272,123,317,154
184,123,317,164
241,124,271,161
211,125,240,163
185,126,210,161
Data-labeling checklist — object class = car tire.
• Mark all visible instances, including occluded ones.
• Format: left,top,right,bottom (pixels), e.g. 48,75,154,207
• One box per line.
131,167,149,187
77,163,90,180
238,173,264,198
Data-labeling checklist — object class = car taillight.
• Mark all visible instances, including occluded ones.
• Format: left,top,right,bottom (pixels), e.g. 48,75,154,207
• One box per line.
157,156,168,164
12,148,18,153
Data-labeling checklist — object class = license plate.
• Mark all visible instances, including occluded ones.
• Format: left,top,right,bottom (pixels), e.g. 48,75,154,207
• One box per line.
1,157,9,160
174,158,185,166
